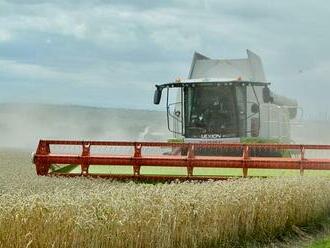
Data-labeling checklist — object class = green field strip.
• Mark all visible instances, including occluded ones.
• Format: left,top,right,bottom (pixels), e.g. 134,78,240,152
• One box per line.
193,168,242,176
303,170,330,176
88,165,132,174
81,165,330,177
141,166,187,175
68,165,82,173
247,169,302,176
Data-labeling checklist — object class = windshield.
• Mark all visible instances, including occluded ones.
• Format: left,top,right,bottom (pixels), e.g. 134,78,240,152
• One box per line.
184,85,246,138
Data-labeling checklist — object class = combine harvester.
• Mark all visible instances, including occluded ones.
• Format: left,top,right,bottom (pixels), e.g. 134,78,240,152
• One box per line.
33,50,330,181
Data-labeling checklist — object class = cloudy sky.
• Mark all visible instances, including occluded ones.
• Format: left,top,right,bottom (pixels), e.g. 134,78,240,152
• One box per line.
0,0,329,116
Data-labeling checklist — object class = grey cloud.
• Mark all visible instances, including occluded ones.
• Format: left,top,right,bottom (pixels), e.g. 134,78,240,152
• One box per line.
0,0,330,114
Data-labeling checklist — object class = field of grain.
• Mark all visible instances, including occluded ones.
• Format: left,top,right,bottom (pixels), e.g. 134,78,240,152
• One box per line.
0,150,330,248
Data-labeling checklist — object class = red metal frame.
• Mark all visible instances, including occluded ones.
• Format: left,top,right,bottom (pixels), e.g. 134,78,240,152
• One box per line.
33,140,330,181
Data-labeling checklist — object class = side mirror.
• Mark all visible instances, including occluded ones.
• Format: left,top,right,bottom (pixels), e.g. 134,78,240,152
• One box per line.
153,86,162,105
251,103,260,113
263,86,273,103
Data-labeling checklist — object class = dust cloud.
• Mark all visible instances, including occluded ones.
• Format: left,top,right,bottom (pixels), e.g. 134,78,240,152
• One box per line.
291,119,330,144
1,103,330,151
0,103,170,150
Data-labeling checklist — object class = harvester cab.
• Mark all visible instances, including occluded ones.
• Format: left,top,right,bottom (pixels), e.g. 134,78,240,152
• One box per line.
154,50,298,143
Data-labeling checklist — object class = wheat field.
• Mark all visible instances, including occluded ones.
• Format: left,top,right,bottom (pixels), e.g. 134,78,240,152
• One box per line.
0,150,329,248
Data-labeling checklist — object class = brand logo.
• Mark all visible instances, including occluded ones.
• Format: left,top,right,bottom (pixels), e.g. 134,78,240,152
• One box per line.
200,134,222,139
